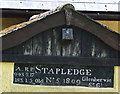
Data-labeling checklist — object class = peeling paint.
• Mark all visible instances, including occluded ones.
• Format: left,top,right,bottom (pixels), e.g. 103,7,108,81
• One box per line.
47,38,52,55
91,43,95,57
72,42,81,56
101,49,107,57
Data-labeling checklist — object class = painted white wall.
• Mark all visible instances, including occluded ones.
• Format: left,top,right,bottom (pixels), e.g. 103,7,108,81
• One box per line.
0,0,120,11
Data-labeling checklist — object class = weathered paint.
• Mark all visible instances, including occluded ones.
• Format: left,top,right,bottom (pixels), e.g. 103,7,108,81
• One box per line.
3,26,119,58
0,62,120,93
97,20,120,33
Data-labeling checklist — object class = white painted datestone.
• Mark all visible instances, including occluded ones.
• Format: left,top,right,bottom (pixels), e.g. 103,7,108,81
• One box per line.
0,0,120,11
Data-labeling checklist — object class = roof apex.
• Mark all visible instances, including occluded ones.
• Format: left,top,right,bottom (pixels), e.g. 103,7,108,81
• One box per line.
0,3,75,37
0,4,120,51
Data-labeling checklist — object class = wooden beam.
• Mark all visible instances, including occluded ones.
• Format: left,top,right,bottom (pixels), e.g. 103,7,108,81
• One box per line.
70,10,120,51
2,54,119,66
1,10,66,50
1,8,120,51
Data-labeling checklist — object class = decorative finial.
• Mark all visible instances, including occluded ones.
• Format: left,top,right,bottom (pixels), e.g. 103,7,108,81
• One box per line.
62,4,75,10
